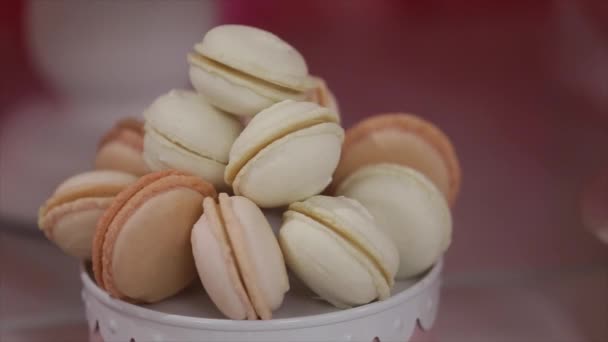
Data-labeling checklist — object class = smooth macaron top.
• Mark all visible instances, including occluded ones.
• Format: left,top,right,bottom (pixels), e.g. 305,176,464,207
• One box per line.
288,195,399,286
191,193,288,320
336,163,452,279
95,118,148,176
225,100,338,184
92,170,217,303
143,89,242,164
333,113,461,205
280,195,399,308
41,170,138,219
194,25,310,91
38,170,138,259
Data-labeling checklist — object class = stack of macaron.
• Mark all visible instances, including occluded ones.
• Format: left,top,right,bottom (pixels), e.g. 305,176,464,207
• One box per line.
37,24,460,320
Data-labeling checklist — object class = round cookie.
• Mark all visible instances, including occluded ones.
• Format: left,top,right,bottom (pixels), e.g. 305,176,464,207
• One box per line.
92,170,217,303
279,195,399,308
95,118,148,176
336,164,452,279
142,89,242,189
225,100,343,208
188,25,313,117
38,170,137,259
332,113,461,205
191,193,289,320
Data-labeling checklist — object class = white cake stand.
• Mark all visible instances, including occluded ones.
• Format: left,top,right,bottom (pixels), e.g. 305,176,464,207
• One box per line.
81,258,441,342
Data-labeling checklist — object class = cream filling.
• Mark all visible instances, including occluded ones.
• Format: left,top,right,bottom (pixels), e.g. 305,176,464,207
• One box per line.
145,124,226,166
285,207,392,298
188,53,305,101
226,117,337,184
209,198,258,319
280,212,388,307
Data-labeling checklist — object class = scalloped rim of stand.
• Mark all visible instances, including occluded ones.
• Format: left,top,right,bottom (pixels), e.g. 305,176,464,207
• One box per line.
81,259,442,331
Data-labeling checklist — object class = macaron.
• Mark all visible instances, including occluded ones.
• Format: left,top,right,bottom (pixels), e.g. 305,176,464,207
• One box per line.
279,195,399,309
188,24,313,117
336,164,452,279
332,113,461,205
92,170,217,303
142,89,242,189
191,193,289,320
306,76,341,123
225,100,344,208
94,118,148,176
38,170,137,259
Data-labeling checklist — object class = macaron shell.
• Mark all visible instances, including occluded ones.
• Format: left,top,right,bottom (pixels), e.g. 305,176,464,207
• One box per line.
39,170,137,231
92,170,216,300
232,122,344,208
106,187,202,302
143,89,242,164
41,197,113,259
188,54,304,103
289,195,399,287
189,64,276,116
95,141,148,176
225,100,337,184
336,128,449,200
53,170,137,196
220,194,289,319
97,121,144,150
97,118,144,149
98,126,143,152
92,170,179,288
192,197,256,320
335,114,461,205
143,128,227,188
337,164,452,279
279,211,383,308
196,25,310,90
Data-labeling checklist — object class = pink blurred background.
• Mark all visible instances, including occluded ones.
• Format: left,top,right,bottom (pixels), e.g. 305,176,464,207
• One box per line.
1,1,607,341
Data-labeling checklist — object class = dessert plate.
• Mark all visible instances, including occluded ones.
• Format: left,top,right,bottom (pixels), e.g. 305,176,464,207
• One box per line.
81,258,441,342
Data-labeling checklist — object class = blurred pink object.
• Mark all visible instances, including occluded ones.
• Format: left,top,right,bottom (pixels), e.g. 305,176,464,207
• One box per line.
25,0,216,101
549,0,608,114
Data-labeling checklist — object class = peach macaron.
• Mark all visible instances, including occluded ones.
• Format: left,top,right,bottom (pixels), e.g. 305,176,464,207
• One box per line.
94,118,148,176
191,193,289,320
92,170,216,303
38,170,138,259
332,113,461,205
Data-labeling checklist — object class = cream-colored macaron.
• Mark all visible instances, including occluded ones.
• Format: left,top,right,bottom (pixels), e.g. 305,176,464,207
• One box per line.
336,164,452,279
38,170,137,259
188,25,313,117
332,113,461,205
92,170,217,303
142,89,242,189
191,193,289,320
279,195,399,309
225,100,344,207
94,118,148,176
